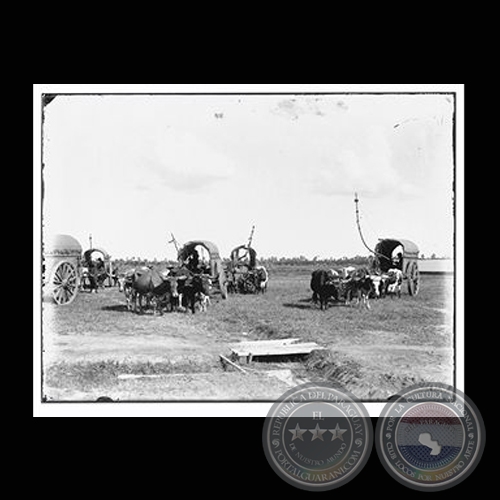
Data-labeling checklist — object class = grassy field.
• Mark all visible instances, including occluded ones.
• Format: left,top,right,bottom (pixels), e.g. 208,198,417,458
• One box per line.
42,268,454,401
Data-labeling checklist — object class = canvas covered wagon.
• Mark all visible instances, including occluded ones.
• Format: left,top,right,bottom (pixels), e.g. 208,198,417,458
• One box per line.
43,234,82,305
177,240,228,299
373,238,420,296
226,245,266,294
81,247,114,288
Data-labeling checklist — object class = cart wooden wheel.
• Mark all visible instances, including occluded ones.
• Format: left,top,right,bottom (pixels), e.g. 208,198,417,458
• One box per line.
51,260,78,305
408,263,420,296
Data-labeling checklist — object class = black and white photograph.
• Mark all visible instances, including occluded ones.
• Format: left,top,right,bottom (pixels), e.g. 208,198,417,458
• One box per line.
35,85,461,412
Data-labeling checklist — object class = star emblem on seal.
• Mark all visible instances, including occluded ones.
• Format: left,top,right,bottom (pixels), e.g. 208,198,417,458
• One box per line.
263,383,373,491
329,423,347,441
308,424,327,441
288,423,307,442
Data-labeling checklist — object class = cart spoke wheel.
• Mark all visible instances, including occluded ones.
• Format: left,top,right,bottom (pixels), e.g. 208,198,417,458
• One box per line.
51,261,78,305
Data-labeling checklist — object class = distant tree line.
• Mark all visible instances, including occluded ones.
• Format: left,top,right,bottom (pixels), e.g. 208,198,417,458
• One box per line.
111,253,450,272
111,255,371,271
111,258,177,271
419,254,451,260
258,255,371,267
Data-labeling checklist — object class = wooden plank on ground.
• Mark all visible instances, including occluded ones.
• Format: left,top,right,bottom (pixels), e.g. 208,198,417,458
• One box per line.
230,342,326,358
231,346,324,356
219,354,248,374
231,338,301,348
231,342,321,352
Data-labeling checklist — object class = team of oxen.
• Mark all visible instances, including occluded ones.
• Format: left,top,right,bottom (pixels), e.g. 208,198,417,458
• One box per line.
117,266,214,315
118,264,402,315
310,266,404,310
83,259,401,314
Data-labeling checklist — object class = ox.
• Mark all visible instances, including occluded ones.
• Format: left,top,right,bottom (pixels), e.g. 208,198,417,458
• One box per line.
80,266,98,293
119,267,142,309
128,267,179,315
255,265,269,293
177,274,212,314
198,292,211,312
344,268,376,309
311,269,339,310
384,268,403,298
369,274,383,299
342,266,356,279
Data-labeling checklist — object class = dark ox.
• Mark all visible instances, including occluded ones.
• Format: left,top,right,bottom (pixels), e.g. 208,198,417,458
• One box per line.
178,274,212,314
128,268,179,315
310,269,339,310
344,268,376,309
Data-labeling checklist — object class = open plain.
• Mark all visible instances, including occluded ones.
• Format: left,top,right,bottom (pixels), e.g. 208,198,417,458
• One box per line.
42,268,453,402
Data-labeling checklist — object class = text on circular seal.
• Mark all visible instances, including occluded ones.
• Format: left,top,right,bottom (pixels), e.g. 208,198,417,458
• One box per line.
262,383,373,491
375,383,485,492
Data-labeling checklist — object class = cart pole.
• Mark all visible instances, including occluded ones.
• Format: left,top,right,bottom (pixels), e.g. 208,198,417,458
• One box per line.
354,193,376,255
247,225,255,249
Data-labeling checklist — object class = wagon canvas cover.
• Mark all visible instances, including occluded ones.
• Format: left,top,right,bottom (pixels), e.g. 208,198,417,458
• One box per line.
178,240,222,261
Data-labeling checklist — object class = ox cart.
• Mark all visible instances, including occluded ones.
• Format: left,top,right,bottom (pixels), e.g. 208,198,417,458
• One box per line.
178,240,228,299
373,238,420,296
43,234,82,305
81,247,114,290
225,245,261,294
354,195,420,297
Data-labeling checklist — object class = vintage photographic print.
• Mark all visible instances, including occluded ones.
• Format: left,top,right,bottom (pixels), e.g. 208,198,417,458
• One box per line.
38,88,457,405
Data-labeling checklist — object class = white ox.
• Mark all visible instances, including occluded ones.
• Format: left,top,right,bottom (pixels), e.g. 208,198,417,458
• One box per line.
342,266,356,279
385,268,404,297
197,293,211,312
255,265,269,293
369,274,383,298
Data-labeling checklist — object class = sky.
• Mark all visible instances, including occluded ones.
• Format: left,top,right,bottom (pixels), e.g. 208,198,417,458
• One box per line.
42,94,455,261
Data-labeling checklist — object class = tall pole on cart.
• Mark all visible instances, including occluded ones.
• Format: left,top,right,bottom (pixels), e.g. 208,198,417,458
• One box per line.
89,233,93,250
354,193,377,256
354,193,389,265
247,225,255,249
169,233,180,259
